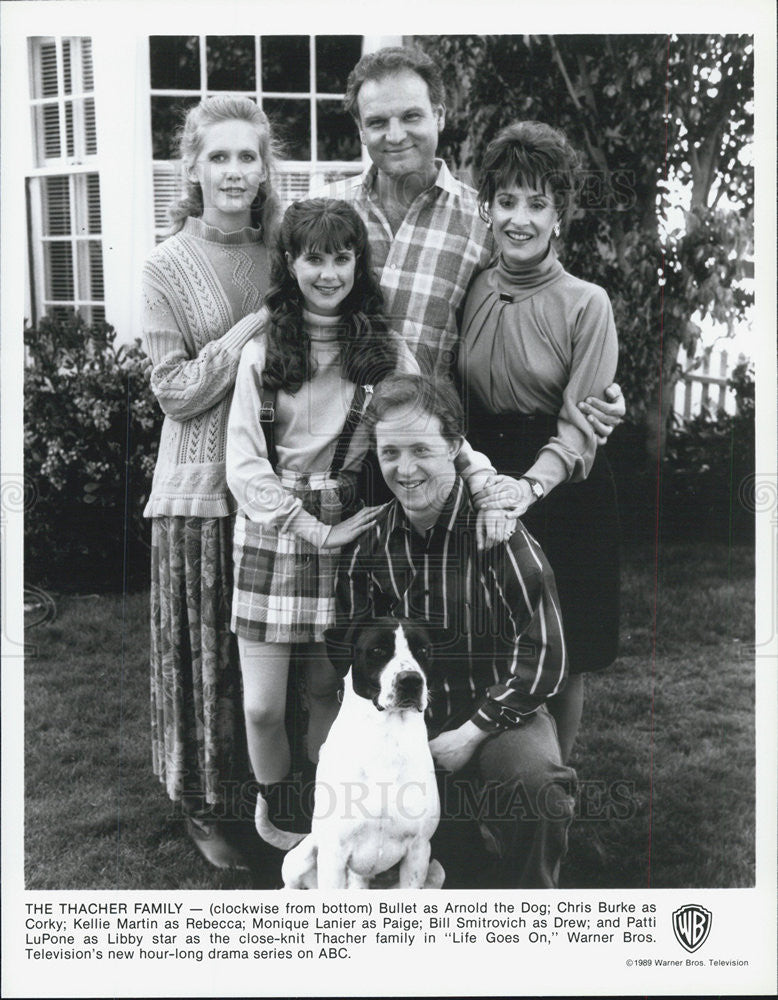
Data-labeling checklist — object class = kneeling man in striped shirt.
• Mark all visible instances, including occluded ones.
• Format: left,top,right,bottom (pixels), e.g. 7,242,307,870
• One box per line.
328,374,577,888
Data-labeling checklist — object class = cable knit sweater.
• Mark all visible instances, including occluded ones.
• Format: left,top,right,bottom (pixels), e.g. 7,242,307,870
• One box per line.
142,216,270,518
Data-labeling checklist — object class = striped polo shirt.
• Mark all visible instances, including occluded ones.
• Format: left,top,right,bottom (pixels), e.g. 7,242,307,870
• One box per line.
332,478,568,735
324,160,494,376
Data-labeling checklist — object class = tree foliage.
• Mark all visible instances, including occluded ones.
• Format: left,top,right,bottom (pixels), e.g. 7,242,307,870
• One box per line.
418,34,753,459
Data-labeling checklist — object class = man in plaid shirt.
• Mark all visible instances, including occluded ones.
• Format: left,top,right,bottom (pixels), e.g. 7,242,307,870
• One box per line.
327,375,577,888
325,46,492,376
325,44,626,414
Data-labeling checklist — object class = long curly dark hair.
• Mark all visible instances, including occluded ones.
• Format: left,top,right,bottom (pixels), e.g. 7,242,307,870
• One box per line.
262,199,397,393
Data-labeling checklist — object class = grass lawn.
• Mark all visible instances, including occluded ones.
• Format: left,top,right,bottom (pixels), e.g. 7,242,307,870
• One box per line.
24,541,755,890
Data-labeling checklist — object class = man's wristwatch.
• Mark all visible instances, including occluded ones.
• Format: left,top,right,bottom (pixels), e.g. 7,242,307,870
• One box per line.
520,477,544,502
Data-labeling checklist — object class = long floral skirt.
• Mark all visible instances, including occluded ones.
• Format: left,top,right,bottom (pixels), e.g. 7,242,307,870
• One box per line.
150,516,249,810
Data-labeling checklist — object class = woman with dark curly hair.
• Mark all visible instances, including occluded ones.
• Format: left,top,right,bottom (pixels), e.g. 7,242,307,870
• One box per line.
226,198,408,830
227,197,500,833
142,95,281,869
459,121,621,761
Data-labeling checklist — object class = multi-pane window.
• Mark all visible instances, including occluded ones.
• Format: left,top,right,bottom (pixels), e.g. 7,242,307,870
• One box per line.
27,37,105,324
30,36,97,163
149,35,364,240
36,174,104,323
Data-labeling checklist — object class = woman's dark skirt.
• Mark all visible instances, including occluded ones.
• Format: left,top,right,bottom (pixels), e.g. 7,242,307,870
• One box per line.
467,412,620,674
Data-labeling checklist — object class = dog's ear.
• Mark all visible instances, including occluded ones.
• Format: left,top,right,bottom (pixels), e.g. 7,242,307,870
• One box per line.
323,623,356,678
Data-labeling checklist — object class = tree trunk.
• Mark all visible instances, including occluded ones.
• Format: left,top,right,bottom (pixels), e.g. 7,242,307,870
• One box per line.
643,335,682,467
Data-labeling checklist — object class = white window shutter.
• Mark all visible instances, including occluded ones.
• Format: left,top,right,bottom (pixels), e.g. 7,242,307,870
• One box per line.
277,170,312,207
86,173,101,234
46,242,75,300
28,36,105,323
76,240,104,300
80,38,94,92
83,98,97,156
88,242,104,299
36,41,59,99
41,176,71,236
41,103,61,160
153,161,184,237
62,39,73,95
321,168,361,186
65,101,75,157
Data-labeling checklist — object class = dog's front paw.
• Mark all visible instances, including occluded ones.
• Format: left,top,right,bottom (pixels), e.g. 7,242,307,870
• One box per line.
424,858,445,889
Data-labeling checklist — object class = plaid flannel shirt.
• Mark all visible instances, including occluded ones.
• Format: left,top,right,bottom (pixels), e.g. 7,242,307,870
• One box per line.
325,160,494,376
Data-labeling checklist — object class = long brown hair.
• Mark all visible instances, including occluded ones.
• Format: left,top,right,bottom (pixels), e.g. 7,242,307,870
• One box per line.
262,199,397,394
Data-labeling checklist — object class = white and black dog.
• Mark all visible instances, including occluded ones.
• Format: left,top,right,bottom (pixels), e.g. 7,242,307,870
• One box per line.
255,619,444,889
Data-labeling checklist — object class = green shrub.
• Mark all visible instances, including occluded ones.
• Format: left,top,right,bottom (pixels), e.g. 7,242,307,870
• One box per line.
606,360,754,543
24,313,163,591
660,360,754,542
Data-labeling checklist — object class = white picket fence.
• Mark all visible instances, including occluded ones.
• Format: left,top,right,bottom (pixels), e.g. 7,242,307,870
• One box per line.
672,346,747,421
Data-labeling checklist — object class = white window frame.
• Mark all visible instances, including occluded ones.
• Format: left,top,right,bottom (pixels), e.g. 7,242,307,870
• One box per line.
149,34,370,238
26,36,104,325
27,171,104,323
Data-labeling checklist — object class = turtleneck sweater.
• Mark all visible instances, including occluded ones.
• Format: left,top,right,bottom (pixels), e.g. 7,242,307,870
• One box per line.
458,244,618,495
227,310,402,547
142,215,270,517
227,310,494,548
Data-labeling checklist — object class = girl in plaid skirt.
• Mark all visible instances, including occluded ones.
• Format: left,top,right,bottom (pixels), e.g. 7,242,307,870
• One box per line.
226,199,408,816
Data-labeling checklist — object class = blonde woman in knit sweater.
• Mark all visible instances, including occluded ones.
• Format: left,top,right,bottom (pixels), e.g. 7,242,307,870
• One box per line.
142,96,280,870
227,199,501,836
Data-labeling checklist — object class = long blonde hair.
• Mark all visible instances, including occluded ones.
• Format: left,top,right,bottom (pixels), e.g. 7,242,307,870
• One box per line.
168,95,282,238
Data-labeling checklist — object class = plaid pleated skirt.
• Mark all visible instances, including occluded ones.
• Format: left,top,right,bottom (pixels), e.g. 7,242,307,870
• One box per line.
231,470,355,644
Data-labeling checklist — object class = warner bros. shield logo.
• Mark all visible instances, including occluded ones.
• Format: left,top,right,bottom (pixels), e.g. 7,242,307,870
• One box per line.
672,904,713,953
